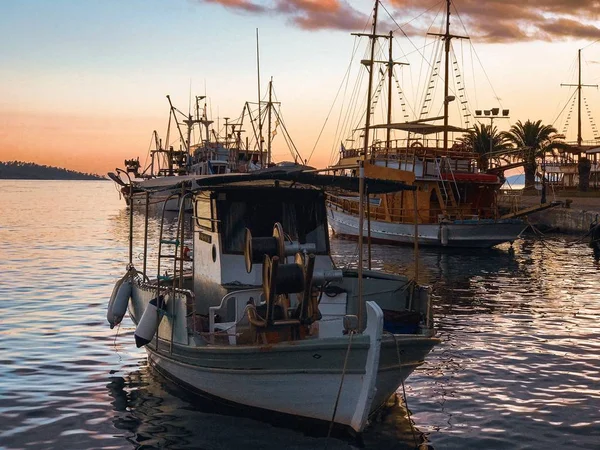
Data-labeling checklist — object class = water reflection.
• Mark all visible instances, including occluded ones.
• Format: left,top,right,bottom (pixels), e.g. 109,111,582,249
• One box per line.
3,181,600,450
105,360,426,449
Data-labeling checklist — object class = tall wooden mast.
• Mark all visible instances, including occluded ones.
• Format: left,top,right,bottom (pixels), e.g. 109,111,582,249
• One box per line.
561,49,598,149
377,31,409,164
351,0,385,331
427,0,468,151
352,1,385,161
256,28,264,164
268,78,273,164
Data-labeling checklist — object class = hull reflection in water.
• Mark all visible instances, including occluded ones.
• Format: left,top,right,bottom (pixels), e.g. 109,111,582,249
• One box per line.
106,362,430,449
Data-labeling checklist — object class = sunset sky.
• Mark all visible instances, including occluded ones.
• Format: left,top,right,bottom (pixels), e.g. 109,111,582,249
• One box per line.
1,0,599,175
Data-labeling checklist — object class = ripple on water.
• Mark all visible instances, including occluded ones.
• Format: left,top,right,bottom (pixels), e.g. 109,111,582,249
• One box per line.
1,181,600,449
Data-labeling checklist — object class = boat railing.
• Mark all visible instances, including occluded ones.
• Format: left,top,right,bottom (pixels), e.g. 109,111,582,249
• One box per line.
328,194,496,224
340,141,480,163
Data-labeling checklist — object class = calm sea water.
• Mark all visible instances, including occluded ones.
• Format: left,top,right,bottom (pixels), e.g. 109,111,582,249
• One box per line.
1,180,599,449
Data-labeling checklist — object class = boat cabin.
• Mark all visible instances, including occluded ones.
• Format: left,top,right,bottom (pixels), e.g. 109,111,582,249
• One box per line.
192,182,331,314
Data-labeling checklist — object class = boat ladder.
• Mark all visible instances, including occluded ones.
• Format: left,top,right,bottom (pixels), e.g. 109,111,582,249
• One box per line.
156,191,192,294
435,157,460,208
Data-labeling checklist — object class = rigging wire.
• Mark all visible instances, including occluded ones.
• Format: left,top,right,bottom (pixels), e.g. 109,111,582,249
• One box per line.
310,6,375,165
453,7,505,113
379,1,443,118
552,89,578,127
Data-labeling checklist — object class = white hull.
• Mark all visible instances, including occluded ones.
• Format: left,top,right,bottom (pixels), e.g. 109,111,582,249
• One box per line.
328,206,525,248
149,350,372,429
128,283,437,432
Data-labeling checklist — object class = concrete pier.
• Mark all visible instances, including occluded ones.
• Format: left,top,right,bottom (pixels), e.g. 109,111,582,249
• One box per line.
498,190,600,233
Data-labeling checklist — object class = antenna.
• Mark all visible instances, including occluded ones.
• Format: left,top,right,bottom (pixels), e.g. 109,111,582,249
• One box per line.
256,28,264,163
188,79,192,116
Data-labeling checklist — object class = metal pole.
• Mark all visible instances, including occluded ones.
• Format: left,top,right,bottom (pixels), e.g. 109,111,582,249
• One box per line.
128,183,133,266
268,78,273,165
367,190,372,270
256,29,264,164
385,30,393,166
143,191,149,277
578,49,582,147
357,1,379,333
443,0,451,153
413,189,419,281
358,161,365,331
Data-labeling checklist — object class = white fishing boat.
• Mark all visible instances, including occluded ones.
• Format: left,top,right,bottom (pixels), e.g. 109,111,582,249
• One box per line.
110,81,303,212
107,166,439,433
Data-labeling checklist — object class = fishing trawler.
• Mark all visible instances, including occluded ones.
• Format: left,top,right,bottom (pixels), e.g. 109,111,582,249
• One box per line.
106,165,439,433
109,95,252,211
110,82,303,211
327,0,528,248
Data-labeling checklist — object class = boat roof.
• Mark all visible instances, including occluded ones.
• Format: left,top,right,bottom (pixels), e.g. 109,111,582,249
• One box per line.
132,165,416,194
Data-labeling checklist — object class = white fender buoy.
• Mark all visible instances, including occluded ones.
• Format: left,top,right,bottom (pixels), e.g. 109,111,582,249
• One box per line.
107,276,132,329
134,296,164,348
440,224,449,246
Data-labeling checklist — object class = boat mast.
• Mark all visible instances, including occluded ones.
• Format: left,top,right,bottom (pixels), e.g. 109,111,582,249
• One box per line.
561,49,598,150
428,0,468,152
381,31,408,164
352,0,381,330
442,0,450,152
256,28,264,165
356,2,380,161
578,49,582,147
184,96,206,160
268,77,273,164
385,31,393,161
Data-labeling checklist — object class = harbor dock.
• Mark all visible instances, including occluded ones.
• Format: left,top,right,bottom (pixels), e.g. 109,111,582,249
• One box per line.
499,190,600,233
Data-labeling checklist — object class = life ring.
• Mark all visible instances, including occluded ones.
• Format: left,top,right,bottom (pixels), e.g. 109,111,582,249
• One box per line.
410,141,423,147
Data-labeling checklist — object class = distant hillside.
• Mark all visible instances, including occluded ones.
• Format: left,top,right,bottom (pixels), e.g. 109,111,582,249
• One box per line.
504,174,525,186
0,161,105,180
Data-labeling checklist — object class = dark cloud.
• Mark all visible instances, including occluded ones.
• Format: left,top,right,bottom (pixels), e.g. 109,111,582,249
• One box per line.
389,0,600,42
198,0,600,42
273,1,367,30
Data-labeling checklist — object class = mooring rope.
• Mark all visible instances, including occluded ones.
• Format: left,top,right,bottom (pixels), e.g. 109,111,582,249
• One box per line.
326,330,355,445
524,217,598,253
387,330,418,448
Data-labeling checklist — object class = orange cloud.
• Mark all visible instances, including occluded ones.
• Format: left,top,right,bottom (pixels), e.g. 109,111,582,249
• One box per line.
198,0,600,42
203,0,266,12
200,0,368,30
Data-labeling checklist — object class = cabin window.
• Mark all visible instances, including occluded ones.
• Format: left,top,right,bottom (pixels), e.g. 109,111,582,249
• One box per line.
217,189,328,254
195,194,213,231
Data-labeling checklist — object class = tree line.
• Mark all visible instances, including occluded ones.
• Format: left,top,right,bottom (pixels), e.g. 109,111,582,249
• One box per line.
0,161,105,180
458,120,593,191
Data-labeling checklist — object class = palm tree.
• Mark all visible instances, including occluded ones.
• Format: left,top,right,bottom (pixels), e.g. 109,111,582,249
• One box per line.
502,120,569,190
458,123,510,171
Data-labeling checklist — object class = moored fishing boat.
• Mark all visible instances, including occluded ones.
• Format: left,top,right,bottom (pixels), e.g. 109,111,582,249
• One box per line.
326,0,530,248
111,82,303,212
107,166,439,433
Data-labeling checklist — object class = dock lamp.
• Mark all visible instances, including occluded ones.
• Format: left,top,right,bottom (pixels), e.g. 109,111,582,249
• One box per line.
474,108,510,155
